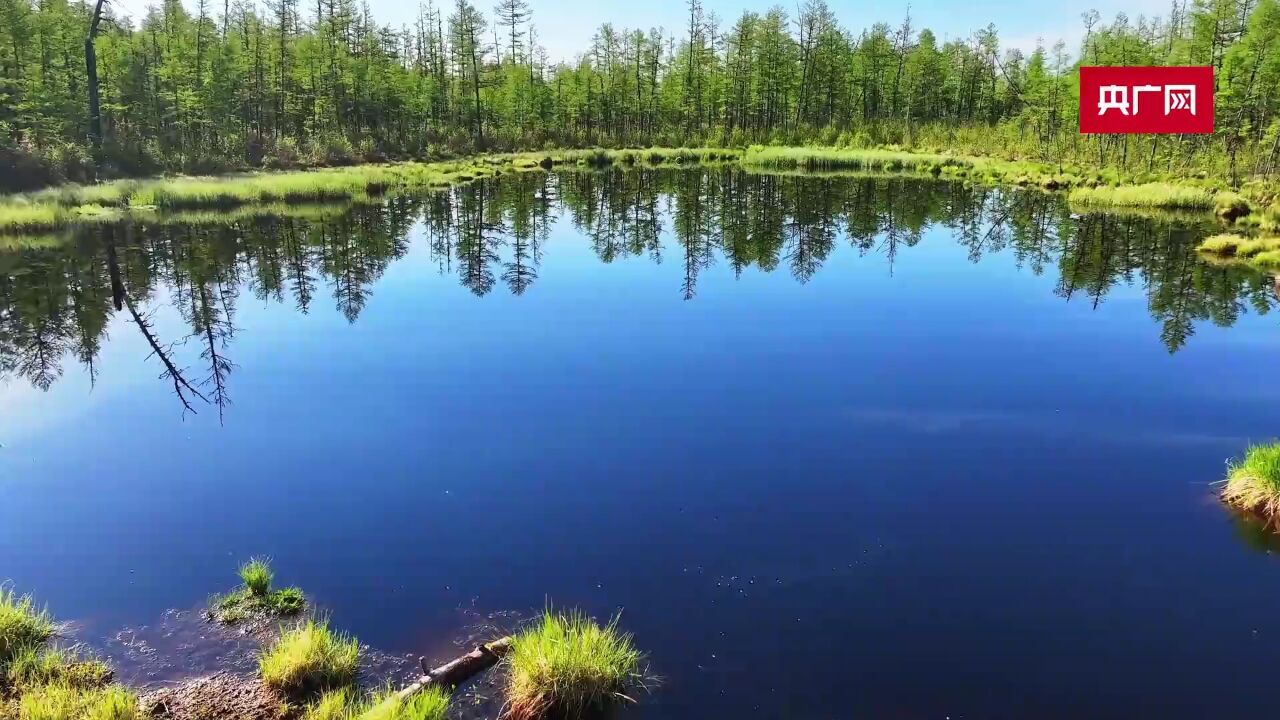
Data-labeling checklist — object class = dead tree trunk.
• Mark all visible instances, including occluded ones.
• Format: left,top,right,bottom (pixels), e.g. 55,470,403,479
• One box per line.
395,637,512,702
86,0,107,167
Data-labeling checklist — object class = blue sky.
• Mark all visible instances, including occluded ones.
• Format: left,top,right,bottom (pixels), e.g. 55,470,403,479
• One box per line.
109,0,1173,60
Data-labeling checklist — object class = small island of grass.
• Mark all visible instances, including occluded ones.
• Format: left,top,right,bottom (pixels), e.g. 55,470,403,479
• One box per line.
258,621,361,697
1195,234,1280,271
503,610,647,720
211,558,306,626
1222,443,1280,527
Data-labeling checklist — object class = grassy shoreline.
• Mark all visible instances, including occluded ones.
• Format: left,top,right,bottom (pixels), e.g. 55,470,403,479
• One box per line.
0,148,738,235
3,561,651,720
0,145,1268,237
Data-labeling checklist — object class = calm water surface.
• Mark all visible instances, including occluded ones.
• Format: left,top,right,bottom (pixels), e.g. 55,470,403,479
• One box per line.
2,168,1279,719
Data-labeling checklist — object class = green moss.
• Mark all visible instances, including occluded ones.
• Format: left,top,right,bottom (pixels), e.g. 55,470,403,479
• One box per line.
504,610,645,720
259,621,360,696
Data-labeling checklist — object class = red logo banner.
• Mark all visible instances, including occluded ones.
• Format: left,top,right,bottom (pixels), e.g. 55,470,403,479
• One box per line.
1079,66,1214,134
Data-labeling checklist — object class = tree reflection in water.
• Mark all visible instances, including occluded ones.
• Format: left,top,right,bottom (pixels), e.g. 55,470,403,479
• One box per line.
0,168,1273,414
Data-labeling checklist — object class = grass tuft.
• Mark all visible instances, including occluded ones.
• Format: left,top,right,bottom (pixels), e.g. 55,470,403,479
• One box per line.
504,610,645,720
301,687,450,720
239,558,275,597
211,558,306,624
0,588,56,669
15,683,140,720
259,621,360,696
1222,443,1280,524
302,689,357,720
357,689,450,720
6,646,112,692
1195,233,1280,271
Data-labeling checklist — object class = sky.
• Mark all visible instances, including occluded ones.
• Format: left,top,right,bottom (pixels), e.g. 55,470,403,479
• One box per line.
105,0,1175,60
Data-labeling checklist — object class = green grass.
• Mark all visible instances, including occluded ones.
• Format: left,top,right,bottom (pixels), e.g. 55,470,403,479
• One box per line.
356,690,450,720
239,558,274,597
1067,183,1219,210
302,689,358,720
1197,233,1247,255
301,687,451,720
742,145,965,173
1195,233,1280,271
503,610,645,720
259,621,360,696
5,647,112,693
0,203,67,232
1223,443,1280,524
14,683,140,720
1,146,1267,237
1214,191,1251,219
211,558,306,624
0,589,56,669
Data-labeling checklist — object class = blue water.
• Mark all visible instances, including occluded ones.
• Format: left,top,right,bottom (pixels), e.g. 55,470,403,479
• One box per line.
2,171,1279,719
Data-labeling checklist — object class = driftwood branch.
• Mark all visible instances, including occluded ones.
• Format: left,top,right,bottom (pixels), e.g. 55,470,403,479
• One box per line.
395,637,512,702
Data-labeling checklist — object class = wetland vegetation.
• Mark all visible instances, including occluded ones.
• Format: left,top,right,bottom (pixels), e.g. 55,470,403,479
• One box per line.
1222,443,1280,528
1,160,1279,718
0,169,1271,422
210,559,307,626
1,569,646,720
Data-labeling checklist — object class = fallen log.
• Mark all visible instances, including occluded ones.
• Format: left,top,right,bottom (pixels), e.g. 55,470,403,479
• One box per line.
396,636,513,702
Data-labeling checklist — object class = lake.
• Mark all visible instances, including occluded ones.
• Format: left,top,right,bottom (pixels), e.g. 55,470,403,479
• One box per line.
2,167,1279,719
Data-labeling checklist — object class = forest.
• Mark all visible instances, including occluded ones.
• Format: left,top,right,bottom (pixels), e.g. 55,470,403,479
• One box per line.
2,0,1280,191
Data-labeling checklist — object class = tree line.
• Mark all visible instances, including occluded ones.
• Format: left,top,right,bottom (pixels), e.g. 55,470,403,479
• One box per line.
3,0,1280,188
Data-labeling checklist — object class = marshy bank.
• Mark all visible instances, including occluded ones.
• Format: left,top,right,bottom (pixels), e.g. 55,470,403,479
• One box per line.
1,144,1275,239
0,148,737,236
0,563,651,720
